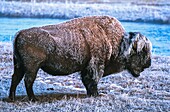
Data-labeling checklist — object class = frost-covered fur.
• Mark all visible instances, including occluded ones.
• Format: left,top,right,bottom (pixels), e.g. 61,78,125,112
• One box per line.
118,32,152,77
9,16,152,101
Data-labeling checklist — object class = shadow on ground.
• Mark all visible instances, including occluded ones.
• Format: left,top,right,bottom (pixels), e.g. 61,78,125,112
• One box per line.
2,93,87,102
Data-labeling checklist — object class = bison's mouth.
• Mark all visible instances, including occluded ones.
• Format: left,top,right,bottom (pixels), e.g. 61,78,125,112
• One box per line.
131,72,140,77
128,69,142,77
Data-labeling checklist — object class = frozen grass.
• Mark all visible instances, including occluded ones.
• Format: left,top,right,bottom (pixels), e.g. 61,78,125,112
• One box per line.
0,42,170,111
0,0,170,111
1,0,170,4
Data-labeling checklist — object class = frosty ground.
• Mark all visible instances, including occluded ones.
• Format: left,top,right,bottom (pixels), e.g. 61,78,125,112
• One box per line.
0,0,170,111
0,41,170,112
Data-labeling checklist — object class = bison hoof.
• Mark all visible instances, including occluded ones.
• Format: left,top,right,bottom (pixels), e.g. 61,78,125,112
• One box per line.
8,96,15,102
86,82,99,97
7,97,15,102
28,97,38,102
87,87,99,97
87,91,99,97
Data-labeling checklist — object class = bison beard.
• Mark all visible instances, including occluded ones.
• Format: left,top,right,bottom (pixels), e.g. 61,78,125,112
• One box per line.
9,16,152,101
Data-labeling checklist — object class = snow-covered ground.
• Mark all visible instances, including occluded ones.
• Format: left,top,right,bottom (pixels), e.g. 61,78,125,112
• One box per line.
0,1,170,24
0,1,170,111
0,42,170,111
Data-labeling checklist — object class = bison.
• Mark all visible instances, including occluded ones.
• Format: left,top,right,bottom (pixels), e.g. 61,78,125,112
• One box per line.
9,16,152,101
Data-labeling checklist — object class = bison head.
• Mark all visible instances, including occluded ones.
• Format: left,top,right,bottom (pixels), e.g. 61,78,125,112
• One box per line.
121,32,152,77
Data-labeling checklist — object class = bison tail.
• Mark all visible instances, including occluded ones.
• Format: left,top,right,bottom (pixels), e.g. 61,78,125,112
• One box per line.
13,32,23,69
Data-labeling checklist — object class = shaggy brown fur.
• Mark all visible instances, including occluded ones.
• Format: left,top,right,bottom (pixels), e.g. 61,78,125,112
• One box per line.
9,16,152,101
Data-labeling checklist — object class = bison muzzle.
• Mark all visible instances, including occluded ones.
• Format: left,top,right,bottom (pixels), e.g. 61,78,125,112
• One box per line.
9,16,152,101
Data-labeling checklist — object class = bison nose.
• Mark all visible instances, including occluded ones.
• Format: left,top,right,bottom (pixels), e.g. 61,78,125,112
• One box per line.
127,69,140,78
132,73,140,77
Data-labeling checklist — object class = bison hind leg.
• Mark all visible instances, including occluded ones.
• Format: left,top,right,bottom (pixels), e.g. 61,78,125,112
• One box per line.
24,60,44,102
24,71,38,102
9,64,25,101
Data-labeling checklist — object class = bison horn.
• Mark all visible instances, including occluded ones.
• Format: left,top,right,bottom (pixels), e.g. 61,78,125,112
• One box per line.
123,32,152,57
131,32,152,53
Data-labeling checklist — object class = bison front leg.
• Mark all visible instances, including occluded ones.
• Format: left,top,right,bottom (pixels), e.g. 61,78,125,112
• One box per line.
81,58,105,97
